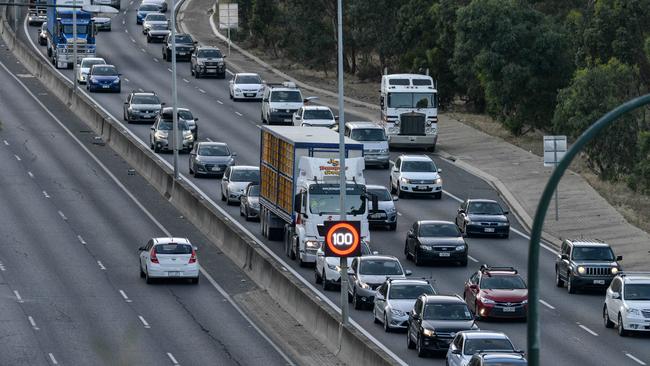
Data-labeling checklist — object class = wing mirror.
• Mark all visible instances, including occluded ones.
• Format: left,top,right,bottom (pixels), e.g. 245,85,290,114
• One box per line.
469,284,478,290
392,196,399,201
232,152,237,156
138,246,146,251
194,117,199,121
347,269,355,276
160,102,166,106
411,313,420,320
503,210,509,215
193,246,198,251
561,253,569,260
616,255,623,261
451,348,461,355
437,168,442,173
150,126,155,130
405,269,412,276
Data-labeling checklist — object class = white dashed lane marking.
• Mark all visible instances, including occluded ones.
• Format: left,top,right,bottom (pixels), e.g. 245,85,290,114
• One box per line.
42,190,50,198
48,353,58,365
625,353,646,365
217,100,223,104
3,140,8,145
119,289,132,302
97,261,106,270
27,171,34,178
539,299,555,310
235,111,243,117
138,315,151,328
57,211,67,221
167,353,179,365
28,316,39,330
577,323,598,336
14,154,21,161
14,290,23,303
467,255,479,263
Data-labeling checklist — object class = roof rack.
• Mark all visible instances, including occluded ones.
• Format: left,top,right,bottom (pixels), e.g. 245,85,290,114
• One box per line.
480,264,518,274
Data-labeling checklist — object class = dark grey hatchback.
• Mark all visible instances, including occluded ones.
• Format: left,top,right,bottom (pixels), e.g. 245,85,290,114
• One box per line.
188,142,235,178
456,199,510,238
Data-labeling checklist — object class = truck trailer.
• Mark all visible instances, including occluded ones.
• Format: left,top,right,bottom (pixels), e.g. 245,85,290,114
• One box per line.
259,126,375,266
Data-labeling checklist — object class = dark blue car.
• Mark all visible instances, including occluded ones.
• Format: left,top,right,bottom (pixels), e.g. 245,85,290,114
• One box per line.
87,64,121,93
136,3,160,24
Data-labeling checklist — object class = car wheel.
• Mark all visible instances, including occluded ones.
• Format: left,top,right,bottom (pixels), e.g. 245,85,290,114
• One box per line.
417,335,427,358
353,290,363,310
389,223,397,231
397,184,404,198
603,306,614,328
404,241,411,260
390,178,396,194
555,269,565,287
567,273,576,294
407,329,416,349
414,248,422,266
618,314,629,336
459,257,468,267
315,268,322,284
434,191,442,199
322,271,332,291
383,314,392,332
139,262,145,278
190,277,199,284
145,267,154,284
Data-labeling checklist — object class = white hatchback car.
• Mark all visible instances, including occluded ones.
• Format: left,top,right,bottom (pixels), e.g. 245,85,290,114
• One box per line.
293,105,336,128
139,237,199,284
604,272,650,336
229,73,265,101
77,57,106,84
221,165,260,205
314,241,374,290
446,330,519,366
390,155,443,199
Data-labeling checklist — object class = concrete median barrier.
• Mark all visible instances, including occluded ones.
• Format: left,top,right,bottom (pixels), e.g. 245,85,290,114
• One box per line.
0,8,400,366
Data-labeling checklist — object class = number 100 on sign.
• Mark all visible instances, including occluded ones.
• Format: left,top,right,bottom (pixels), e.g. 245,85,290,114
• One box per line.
324,221,361,257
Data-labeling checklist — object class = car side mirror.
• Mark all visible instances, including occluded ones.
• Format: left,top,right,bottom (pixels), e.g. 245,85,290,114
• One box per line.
232,152,237,156
194,117,199,121
193,246,198,251
150,126,155,130
263,98,269,102
437,168,442,173
561,254,569,260
193,41,198,45
411,313,420,320
372,251,379,255
161,102,166,105
334,115,339,120
616,255,623,261
458,209,465,214
375,293,384,300
229,80,233,84
469,284,478,290
138,246,146,251
405,269,412,276
503,210,509,215
347,269,355,276
295,115,301,119
124,102,128,104
612,292,621,299
392,196,399,201
391,167,398,173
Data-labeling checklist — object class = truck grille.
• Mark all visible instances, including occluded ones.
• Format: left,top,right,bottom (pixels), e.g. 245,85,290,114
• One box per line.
584,267,611,276
399,112,425,135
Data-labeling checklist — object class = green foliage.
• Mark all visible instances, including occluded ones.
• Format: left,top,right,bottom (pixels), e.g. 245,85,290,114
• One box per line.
553,59,641,180
452,0,572,134
629,131,650,192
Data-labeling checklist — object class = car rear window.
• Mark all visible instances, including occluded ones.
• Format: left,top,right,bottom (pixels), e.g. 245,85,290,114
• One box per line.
154,243,192,254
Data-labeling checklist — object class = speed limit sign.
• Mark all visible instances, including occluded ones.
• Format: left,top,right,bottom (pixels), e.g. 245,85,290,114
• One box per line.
323,221,361,257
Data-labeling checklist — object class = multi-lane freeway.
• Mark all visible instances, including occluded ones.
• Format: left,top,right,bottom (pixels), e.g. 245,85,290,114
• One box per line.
7,1,650,365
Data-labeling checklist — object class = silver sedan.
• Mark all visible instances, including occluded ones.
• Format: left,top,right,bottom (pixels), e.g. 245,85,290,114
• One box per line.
221,166,260,205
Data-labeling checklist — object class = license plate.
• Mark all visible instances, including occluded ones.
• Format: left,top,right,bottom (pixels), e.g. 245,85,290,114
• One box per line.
484,227,495,233
143,114,152,118
207,69,216,73
168,271,180,276
439,252,451,257
245,93,254,97
211,167,221,172
593,279,605,285
370,213,385,219
502,307,515,312
102,85,109,88
178,52,186,56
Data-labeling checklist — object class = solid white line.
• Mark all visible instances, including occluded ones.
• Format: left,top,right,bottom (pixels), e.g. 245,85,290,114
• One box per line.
198,88,206,94
234,111,243,117
443,189,463,202
217,100,223,104
167,68,172,72
625,353,647,365
97,261,106,270
124,78,130,82
14,154,21,161
3,139,8,145
119,289,132,302
577,323,598,336
42,190,50,198
48,353,58,365
153,58,159,62
28,316,39,330
167,352,179,365
14,290,23,303
539,299,555,310
77,235,86,244
57,210,67,221
182,78,189,83
205,137,213,142
27,171,34,178
138,315,151,328
467,255,479,263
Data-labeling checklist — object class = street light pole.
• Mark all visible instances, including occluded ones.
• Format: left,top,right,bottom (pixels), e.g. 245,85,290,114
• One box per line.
170,0,178,179
336,0,348,326
72,0,77,93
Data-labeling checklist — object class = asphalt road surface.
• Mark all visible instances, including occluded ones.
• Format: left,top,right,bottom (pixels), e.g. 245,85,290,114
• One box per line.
15,3,650,365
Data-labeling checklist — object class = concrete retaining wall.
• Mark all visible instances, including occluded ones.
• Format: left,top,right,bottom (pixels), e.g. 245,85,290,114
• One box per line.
0,8,399,366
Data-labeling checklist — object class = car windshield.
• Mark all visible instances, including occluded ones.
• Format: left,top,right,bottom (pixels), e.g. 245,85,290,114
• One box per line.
419,223,461,237
571,246,615,261
62,24,87,34
132,95,160,104
463,339,514,355
146,14,166,21
271,90,302,102
423,303,473,321
358,259,403,276
91,66,116,75
81,59,105,68
230,169,260,183
178,110,193,120
350,128,386,141
309,184,365,215
247,185,260,197
303,109,333,120
175,35,193,43
154,243,192,254
624,284,650,300
480,275,527,289
368,188,392,201
236,75,261,84
387,92,437,108
198,145,229,156
401,160,436,172
158,120,189,131
468,201,503,215
139,4,158,11
198,49,223,58
389,284,435,299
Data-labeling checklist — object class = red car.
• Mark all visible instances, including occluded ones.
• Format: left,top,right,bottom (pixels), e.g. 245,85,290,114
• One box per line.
463,265,528,320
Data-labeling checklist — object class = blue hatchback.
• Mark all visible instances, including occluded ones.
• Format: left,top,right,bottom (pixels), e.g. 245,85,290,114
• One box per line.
87,64,121,93
136,3,160,24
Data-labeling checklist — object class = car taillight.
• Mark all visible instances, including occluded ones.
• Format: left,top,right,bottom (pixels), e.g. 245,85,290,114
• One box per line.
150,248,159,263
189,249,197,264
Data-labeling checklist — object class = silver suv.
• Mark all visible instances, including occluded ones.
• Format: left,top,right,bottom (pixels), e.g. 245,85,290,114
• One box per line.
149,108,194,153
347,255,412,310
261,82,305,125
603,272,650,336
373,278,436,332
190,46,226,78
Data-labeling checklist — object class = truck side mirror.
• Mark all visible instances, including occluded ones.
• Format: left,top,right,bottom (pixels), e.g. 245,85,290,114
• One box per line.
294,194,301,213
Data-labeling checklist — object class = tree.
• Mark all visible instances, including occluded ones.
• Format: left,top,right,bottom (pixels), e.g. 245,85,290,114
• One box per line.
552,58,642,180
452,0,572,134
250,0,279,50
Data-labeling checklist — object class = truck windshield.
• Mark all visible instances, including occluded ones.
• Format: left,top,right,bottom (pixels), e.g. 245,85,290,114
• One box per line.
350,128,386,141
387,92,437,109
309,185,365,215
271,90,302,103
62,24,88,34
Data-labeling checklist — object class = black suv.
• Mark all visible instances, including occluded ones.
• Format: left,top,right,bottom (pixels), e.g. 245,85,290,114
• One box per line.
555,239,622,293
162,33,196,61
407,294,478,357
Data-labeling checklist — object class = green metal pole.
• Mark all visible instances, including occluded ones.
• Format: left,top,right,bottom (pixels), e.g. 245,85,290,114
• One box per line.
528,94,650,366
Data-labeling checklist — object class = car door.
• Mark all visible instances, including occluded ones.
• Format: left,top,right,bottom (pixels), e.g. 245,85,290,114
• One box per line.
557,241,570,280
140,239,153,269
465,272,480,312
124,93,131,115
374,283,388,319
189,143,198,167
448,333,464,366
606,277,623,322
190,51,197,69
221,166,231,194
406,222,418,254
348,258,358,296
456,200,468,228
391,158,401,189
408,297,423,343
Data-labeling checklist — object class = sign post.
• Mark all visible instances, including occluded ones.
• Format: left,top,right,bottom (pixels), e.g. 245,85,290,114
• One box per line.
218,3,238,56
543,135,567,221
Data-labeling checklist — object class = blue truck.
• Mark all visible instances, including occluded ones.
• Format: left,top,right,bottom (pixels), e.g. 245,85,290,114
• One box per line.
46,0,96,69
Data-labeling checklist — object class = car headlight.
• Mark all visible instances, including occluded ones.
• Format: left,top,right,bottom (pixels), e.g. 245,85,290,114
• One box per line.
271,108,278,112
400,177,410,184
327,263,337,271
480,297,496,304
235,88,241,93
154,131,168,139
218,61,224,66
112,78,120,84
387,206,396,213
305,240,321,250
359,281,370,289
522,299,528,304
455,245,466,251
611,267,619,275
422,328,435,337
577,266,586,275
390,308,406,317
184,133,193,141
420,245,432,251
627,308,641,316
434,178,442,185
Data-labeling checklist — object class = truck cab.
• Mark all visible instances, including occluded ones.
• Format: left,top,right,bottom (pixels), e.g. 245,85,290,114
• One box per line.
46,0,96,69
379,74,438,151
